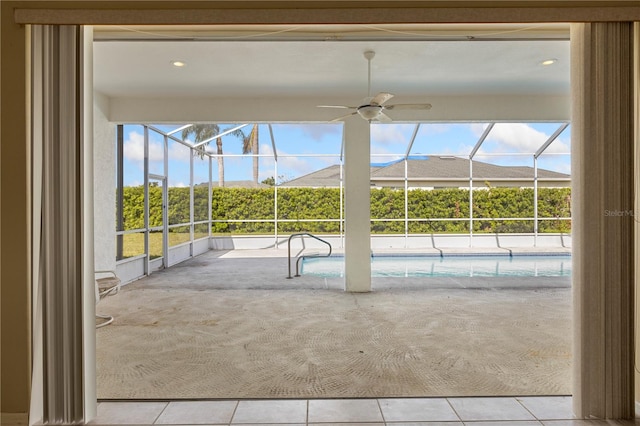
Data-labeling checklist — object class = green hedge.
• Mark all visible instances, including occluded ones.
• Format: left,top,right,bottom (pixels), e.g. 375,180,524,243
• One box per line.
121,186,571,234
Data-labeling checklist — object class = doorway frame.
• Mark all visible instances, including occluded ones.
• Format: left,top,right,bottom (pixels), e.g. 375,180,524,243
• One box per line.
1,1,640,423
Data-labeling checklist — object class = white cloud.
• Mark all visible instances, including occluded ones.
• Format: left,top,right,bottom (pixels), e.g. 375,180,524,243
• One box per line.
421,123,455,135
470,123,570,154
168,141,191,162
124,130,208,185
370,144,403,157
297,123,342,141
261,143,322,180
123,131,164,162
371,123,412,147
438,143,476,156
536,157,572,175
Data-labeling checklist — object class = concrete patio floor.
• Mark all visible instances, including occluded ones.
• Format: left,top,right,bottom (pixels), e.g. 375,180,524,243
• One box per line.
97,248,571,400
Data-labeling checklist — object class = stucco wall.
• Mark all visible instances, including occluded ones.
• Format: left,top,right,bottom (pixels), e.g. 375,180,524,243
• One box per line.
93,92,116,271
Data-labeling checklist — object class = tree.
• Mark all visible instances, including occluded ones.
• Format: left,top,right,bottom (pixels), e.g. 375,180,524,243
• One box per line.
242,124,260,186
181,124,246,187
261,174,292,186
261,176,275,186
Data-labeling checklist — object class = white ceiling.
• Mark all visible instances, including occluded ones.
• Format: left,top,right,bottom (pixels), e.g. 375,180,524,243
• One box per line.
92,24,571,122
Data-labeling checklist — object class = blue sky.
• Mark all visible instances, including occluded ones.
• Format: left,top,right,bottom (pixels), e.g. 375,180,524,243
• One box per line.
121,122,571,187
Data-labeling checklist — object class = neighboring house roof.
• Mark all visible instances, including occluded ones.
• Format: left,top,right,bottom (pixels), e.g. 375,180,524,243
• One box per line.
279,164,382,188
372,157,569,180
280,157,570,187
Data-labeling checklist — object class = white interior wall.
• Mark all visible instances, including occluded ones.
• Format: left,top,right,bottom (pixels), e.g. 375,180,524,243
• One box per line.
93,91,116,271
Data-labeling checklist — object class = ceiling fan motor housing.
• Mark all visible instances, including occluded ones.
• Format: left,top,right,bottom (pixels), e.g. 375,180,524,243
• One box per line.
357,104,383,120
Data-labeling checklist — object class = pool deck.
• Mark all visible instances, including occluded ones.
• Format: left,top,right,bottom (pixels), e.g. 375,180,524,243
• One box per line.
98,248,572,400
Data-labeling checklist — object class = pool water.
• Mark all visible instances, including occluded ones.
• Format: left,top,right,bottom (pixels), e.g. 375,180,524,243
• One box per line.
301,255,572,278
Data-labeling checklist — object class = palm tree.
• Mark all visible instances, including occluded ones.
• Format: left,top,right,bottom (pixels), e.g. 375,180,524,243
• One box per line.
242,124,260,186
181,124,245,187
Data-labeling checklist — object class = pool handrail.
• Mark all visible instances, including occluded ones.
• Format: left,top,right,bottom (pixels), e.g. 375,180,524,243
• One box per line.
287,233,332,279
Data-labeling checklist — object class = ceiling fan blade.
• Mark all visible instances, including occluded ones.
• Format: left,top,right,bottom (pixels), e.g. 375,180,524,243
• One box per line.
385,103,432,110
317,105,356,110
330,112,358,122
376,112,393,123
371,92,394,105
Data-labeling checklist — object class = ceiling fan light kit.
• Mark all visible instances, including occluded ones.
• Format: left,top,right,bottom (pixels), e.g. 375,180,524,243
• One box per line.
318,50,432,122
357,105,384,120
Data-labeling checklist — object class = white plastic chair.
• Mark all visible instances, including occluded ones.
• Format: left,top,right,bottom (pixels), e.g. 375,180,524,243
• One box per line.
95,270,121,328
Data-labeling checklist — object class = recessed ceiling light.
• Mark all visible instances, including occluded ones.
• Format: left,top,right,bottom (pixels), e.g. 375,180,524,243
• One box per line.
541,58,557,66
171,60,186,67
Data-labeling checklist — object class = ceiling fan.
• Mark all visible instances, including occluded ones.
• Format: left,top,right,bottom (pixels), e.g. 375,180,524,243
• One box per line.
318,50,432,123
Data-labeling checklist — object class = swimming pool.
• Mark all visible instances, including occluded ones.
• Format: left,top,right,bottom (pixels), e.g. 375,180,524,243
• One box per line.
301,255,572,278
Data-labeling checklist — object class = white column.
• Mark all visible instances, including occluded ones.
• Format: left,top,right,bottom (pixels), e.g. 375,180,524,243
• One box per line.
343,119,371,292
571,22,635,419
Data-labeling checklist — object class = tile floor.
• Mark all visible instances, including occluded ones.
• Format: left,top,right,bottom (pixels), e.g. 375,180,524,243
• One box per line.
91,396,640,425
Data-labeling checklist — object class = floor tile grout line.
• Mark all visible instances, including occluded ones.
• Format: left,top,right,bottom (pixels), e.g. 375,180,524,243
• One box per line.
151,401,170,425
445,397,464,423
228,400,239,425
514,396,542,422
375,398,386,424
306,399,309,426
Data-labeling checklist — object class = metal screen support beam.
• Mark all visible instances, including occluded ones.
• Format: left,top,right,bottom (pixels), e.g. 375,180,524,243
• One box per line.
116,125,124,260
469,159,474,243
163,133,169,267
534,155,539,246
404,124,421,159
404,124,420,247
340,128,345,247
404,159,409,247
470,123,495,159
208,157,213,241
167,123,193,136
469,123,495,246
533,122,569,246
190,137,195,256
535,123,570,159
268,124,278,162
268,124,279,247
192,123,249,149
144,126,150,275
